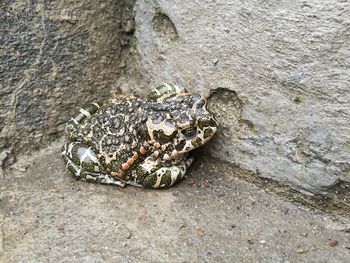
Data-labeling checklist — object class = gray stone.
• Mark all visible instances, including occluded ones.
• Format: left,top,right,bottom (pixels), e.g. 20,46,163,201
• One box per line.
0,0,129,161
124,0,350,194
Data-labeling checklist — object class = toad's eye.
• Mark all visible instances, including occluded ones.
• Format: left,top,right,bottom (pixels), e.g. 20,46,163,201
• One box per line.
181,127,197,137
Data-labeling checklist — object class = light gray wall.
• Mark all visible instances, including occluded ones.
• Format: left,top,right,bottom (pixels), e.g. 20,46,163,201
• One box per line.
128,0,350,193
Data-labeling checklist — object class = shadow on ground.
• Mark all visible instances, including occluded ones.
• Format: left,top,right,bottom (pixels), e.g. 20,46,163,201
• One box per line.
1,141,350,262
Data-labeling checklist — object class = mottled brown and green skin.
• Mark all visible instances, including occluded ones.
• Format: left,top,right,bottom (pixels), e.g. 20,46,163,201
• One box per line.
62,83,218,188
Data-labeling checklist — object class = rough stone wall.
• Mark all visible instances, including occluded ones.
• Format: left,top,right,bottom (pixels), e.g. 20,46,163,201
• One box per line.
0,0,131,165
121,0,350,194
1,0,349,198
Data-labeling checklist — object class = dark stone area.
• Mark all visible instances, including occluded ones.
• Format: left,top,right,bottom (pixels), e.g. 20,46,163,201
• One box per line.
0,0,133,164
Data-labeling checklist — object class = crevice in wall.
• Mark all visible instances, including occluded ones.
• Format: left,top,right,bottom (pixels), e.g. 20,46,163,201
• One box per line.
152,8,179,42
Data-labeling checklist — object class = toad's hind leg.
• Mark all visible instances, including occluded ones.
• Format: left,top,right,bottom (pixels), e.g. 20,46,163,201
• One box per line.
147,83,186,101
65,103,100,140
137,157,194,189
61,143,126,187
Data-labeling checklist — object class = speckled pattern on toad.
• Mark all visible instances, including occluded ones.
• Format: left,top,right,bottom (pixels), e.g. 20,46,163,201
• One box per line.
62,83,218,188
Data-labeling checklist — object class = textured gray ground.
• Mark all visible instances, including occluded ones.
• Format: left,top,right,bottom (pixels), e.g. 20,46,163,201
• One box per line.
1,142,349,262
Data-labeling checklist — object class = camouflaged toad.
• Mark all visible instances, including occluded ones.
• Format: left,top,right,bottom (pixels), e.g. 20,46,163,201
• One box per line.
62,83,218,188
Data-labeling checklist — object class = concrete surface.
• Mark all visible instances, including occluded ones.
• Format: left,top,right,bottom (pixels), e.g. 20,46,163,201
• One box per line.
1,142,350,262
121,0,350,195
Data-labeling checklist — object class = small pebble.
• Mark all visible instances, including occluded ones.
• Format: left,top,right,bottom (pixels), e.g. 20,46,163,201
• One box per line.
328,239,339,247
117,226,131,239
206,251,213,256
179,223,187,229
18,167,27,172
296,246,307,253
138,214,148,222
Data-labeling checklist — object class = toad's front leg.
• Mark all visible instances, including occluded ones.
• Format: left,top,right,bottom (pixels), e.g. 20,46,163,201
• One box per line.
133,157,194,189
